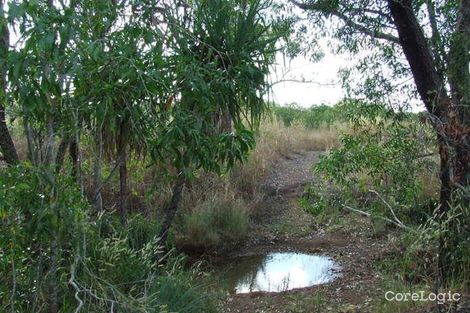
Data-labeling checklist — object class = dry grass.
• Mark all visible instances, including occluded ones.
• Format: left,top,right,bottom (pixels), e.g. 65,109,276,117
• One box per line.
230,119,339,197
7,117,341,249
175,118,341,248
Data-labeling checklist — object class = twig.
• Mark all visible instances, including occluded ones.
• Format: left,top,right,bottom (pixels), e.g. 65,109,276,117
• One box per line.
10,259,16,313
369,189,408,229
69,255,84,313
92,154,125,201
270,78,340,87
342,204,416,232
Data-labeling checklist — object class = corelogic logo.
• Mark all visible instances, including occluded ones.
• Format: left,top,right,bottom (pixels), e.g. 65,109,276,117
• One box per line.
385,291,461,305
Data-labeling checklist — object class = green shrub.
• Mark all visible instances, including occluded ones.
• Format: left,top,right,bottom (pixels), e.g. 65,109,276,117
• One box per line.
302,104,339,129
272,103,303,126
150,272,218,313
308,104,437,224
272,102,349,129
0,165,86,312
302,101,470,287
0,165,217,312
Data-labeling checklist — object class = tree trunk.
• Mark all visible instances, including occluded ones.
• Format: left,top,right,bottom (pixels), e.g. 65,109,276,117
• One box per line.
387,0,449,115
24,116,38,165
388,0,470,287
44,119,55,166
55,136,69,174
0,117,18,165
387,0,469,204
93,130,103,212
448,0,470,196
69,138,79,179
158,174,186,247
437,137,451,212
0,0,19,166
48,241,59,313
118,120,129,225
219,109,232,133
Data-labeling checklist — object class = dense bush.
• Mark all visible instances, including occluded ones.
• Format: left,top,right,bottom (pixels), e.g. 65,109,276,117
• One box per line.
301,101,470,287
301,102,437,224
272,102,348,129
272,103,303,127
177,192,249,248
0,165,216,312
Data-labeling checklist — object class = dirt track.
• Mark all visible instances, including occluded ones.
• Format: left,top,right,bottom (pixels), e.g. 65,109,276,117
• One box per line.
216,151,396,313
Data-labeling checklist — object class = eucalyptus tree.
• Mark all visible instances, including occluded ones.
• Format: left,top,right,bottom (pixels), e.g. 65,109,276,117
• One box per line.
7,0,80,167
4,0,284,233
289,0,469,283
7,0,169,221
153,0,283,244
290,0,469,210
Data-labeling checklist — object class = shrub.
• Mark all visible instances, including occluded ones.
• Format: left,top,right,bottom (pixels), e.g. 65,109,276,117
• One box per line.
304,103,438,224
178,193,249,248
0,165,217,312
272,102,348,130
272,103,303,127
0,165,86,312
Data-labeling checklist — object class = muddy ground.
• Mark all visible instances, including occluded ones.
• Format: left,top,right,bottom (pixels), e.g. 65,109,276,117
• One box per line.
193,151,467,313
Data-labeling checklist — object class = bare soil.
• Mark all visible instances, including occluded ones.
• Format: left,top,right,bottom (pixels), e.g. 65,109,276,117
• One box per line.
208,151,389,312
197,151,465,313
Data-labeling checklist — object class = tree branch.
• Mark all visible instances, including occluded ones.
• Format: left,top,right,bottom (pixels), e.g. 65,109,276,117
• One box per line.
425,0,447,78
270,78,340,87
289,0,400,44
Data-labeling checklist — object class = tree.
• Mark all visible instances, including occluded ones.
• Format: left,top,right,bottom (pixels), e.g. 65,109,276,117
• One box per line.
4,0,283,236
0,0,18,165
153,0,282,245
290,0,469,283
290,0,468,211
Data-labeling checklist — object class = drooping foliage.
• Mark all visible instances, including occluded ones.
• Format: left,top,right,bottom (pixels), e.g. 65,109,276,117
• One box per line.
0,0,284,311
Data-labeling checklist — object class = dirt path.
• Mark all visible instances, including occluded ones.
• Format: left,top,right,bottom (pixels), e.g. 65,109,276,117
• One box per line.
217,151,395,313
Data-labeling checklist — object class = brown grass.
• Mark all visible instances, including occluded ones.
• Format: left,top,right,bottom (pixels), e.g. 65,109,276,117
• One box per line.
230,119,339,197
175,118,340,248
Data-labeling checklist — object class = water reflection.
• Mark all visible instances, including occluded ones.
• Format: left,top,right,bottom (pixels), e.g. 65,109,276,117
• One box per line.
222,252,339,294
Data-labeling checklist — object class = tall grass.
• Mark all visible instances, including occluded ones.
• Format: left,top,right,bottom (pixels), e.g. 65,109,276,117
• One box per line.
175,115,340,249
0,165,217,313
6,105,342,252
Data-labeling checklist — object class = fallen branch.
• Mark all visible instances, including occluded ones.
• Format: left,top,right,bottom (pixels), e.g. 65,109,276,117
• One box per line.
369,189,408,229
92,154,125,202
69,255,84,313
342,204,416,232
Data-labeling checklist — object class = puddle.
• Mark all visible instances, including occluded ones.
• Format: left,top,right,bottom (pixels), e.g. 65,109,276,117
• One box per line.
219,252,340,294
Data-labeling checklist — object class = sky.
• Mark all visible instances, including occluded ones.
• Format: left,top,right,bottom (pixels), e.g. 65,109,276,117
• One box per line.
266,2,424,112
269,51,347,107
268,50,425,112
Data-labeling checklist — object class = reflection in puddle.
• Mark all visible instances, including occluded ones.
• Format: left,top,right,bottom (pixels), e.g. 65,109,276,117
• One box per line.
222,252,339,294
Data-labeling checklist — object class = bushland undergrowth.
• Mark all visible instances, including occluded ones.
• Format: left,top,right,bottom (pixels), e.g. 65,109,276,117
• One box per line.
299,101,470,303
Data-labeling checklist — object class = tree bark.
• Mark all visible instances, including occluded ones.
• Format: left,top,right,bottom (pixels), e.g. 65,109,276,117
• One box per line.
388,0,470,286
55,136,69,174
44,119,55,166
387,0,449,116
448,0,470,191
118,120,129,225
158,173,186,247
387,0,469,208
0,0,19,165
47,242,59,313
93,130,103,212
69,138,79,179
0,118,18,165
